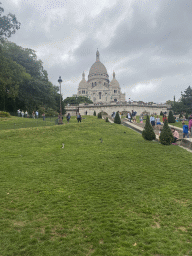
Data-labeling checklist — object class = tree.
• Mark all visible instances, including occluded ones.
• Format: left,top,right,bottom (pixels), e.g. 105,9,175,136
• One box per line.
142,115,156,141
98,112,102,119
181,86,192,113
160,111,163,116
159,119,174,145
0,52,31,111
168,110,175,123
0,3,21,40
106,117,109,122
0,40,60,114
93,111,96,116
172,86,192,114
64,96,93,105
114,112,121,124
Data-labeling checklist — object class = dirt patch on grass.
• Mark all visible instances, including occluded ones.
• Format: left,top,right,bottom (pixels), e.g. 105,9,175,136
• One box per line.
50,226,67,241
13,221,25,227
152,222,160,229
173,198,189,206
86,246,95,256
177,226,187,232
99,239,104,244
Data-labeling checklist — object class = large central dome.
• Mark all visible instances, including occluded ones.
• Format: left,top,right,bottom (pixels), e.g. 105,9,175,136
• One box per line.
88,50,109,82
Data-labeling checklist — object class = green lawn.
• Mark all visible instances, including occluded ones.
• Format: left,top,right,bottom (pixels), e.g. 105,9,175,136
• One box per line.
1,116,192,255
0,116,57,130
169,121,188,128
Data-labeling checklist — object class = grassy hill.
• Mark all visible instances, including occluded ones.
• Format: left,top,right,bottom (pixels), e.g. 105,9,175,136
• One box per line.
0,116,192,255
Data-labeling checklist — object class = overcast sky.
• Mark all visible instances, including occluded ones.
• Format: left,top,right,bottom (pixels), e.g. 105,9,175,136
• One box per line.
3,0,192,103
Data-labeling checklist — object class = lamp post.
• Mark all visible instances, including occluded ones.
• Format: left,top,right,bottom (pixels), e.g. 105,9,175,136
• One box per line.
58,76,63,125
76,96,79,115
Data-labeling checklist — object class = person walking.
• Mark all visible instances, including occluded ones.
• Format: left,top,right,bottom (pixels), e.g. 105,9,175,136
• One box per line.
17,109,21,117
155,115,161,129
25,110,28,118
21,110,24,118
66,113,71,123
32,111,35,119
127,112,131,122
42,113,45,121
77,113,81,123
35,110,39,119
163,114,167,123
150,114,155,128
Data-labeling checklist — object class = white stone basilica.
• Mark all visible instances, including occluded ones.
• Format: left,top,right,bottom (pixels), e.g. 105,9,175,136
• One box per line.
77,50,126,103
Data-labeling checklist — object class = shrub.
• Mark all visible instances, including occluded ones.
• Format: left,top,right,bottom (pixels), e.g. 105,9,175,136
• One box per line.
98,112,102,119
114,112,121,124
106,117,109,122
142,115,156,141
168,110,175,123
159,119,174,145
0,111,11,117
160,111,163,116
93,111,96,116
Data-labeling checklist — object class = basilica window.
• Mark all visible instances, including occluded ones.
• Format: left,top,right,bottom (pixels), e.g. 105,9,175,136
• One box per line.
99,92,101,99
114,90,117,93
95,82,97,86
82,90,85,94
114,98,117,102
92,82,93,87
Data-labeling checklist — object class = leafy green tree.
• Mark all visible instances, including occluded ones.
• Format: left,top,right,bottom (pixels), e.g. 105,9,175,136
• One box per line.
142,115,156,141
105,117,109,122
159,119,174,145
168,110,175,123
98,112,102,119
93,111,96,116
64,96,93,105
172,86,192,114
0,3,20,40
160,111,163,116
0,52,30,111
181,86,192,113
114,112,121,124
0,40,61,114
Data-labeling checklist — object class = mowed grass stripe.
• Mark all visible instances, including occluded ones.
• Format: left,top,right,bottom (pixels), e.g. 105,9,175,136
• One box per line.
0,116,192,255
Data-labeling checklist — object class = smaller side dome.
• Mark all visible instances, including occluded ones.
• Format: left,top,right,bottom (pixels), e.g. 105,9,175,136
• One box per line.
78,71,87,88
110,71,120,87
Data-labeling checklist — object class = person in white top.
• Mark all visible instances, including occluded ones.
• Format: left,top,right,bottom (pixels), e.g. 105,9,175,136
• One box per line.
128,112,131,122
155,115,161,129
35,111,39,119
150,115,155,128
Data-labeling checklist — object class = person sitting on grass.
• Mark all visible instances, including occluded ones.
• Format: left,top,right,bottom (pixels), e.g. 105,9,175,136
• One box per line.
171,128,180,143
183,123,189,138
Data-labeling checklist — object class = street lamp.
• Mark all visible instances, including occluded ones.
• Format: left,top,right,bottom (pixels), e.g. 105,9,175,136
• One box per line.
58,76,63,125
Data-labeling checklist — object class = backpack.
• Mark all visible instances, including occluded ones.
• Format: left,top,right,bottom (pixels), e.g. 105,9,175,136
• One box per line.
183,125,188,134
